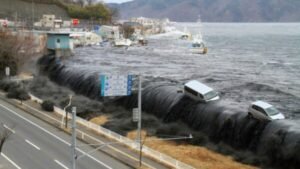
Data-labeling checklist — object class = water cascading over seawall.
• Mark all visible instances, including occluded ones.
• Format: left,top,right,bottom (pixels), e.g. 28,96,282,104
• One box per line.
38,55,300,168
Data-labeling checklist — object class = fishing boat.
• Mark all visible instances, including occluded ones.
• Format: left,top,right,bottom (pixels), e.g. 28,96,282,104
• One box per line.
180,26,192,40
190,33,207,54
130,32,148,46
189,15,207,54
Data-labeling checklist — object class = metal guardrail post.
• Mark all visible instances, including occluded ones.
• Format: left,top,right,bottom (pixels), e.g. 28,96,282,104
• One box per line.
71,107,77,169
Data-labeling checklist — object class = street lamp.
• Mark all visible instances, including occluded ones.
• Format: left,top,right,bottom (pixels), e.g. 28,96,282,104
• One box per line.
61,95,73,128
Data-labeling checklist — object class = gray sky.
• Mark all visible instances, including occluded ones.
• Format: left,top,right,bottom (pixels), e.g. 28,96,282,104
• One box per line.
102,0,133,3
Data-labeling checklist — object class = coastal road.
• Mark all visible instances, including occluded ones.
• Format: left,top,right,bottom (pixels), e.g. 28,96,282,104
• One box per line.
0,99,132,169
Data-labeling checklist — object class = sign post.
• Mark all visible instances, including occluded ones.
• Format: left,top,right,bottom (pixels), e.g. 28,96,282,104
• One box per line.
132,108,139,122
100,74,143,166
5,67,10,77
137,75,143,167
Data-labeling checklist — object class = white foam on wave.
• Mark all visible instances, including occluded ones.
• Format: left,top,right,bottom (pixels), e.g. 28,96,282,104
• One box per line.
148,30,184,39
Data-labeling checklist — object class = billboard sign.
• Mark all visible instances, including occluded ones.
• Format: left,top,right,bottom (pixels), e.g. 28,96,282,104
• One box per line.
72,19,79,26
100,74,133,96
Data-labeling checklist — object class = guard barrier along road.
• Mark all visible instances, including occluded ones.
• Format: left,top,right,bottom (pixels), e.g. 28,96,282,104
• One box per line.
30,93,195,169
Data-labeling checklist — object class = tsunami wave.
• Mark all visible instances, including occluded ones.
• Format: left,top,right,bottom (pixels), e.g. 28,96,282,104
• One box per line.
38,54,300,169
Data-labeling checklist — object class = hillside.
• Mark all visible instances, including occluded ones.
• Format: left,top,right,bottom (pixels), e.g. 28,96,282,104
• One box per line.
110,0,300,22
0,0,70,21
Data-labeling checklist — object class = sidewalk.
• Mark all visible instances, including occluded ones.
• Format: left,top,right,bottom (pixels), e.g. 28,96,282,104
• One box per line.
0,92,170,169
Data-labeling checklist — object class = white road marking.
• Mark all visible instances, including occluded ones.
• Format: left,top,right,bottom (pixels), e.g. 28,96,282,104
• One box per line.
22,102,156,169
0,104,112,169
54,159,69,169
3,124,15,133
0,153,22,169
25,139,41,150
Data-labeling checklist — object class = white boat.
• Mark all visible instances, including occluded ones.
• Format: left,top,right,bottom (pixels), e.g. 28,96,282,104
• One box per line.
190,33,207,54
189,15,207,54
130,32,148,46
113,37,132,47
70,32,102,47
180,26,192,40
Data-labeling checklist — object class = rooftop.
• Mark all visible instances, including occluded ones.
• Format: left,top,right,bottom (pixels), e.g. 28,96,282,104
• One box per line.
184,80,213,94
252,101,273,109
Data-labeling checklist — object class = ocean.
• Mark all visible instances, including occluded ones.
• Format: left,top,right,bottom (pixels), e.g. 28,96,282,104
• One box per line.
65,23,300,119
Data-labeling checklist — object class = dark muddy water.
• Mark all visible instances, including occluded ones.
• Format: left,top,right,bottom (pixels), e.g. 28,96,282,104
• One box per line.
65,23,300,118
38,23,300,168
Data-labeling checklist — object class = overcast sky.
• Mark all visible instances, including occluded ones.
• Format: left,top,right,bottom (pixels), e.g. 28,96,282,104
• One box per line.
102,0,133,3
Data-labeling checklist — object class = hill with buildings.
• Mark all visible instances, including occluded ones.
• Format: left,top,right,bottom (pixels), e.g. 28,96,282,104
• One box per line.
110,0,300,22
0,0,70,22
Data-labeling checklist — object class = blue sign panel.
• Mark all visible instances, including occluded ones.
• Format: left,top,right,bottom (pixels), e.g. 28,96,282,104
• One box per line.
100,75,133,97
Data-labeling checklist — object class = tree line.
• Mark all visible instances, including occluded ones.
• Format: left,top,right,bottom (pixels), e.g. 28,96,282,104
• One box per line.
67,3,115,23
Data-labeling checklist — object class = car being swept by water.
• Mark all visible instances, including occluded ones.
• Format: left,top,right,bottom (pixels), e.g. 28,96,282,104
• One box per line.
184,80,220,102
248,101,285,121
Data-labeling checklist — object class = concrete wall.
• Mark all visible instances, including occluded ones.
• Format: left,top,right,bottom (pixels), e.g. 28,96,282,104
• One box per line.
47,34,70,50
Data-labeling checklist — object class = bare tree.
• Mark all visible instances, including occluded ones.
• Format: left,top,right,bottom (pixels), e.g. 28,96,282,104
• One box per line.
0,29,35,76
0,124,13,153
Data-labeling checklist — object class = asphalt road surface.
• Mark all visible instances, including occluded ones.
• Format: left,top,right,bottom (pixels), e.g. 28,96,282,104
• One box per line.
0,100,132,169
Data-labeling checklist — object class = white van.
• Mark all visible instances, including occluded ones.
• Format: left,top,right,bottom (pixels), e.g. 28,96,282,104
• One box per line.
184,80,220,102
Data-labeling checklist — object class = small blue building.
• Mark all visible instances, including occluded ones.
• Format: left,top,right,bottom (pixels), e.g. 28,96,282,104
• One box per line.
47,32,73,57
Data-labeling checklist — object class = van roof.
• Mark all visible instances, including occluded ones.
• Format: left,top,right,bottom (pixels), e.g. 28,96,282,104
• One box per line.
184,80,213,94
252,101,273,109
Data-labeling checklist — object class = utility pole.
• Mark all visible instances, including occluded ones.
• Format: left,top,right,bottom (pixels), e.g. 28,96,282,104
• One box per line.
31,0,34,30
71,107,77,169
137,75,142,167
14,12,18,31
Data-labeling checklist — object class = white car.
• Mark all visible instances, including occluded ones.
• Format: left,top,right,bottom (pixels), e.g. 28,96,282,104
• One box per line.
248,101,285,121
184,80,220,102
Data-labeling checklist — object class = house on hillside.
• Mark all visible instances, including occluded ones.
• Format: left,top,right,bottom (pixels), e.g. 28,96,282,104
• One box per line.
123,21,143,35
129,17,166,35
99,25,120,40
0,19,24,29
34,15,71,30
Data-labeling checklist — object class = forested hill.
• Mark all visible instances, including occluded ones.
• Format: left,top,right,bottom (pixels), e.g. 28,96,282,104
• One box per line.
110,0,300,22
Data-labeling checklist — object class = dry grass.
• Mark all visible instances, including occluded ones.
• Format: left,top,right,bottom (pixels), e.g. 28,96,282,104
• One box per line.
18,72,34,80
127,131,257,169
90,115,109,125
